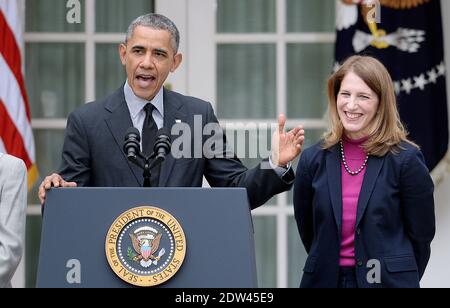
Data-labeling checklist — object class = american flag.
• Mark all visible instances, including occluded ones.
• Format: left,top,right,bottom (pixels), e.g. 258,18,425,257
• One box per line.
0,0,38,187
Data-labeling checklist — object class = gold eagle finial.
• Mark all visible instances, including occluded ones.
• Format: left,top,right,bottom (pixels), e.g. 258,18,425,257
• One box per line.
340,0,431,50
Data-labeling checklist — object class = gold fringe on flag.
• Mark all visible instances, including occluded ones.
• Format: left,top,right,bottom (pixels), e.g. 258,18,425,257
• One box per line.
27,164,39,191
341,0,430,10
379,0,430,10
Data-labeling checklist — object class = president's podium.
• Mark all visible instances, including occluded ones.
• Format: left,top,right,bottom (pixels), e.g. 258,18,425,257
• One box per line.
36,188,257,288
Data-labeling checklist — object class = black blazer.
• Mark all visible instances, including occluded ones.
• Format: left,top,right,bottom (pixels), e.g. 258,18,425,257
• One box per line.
294,141,435,288
59,86,294,209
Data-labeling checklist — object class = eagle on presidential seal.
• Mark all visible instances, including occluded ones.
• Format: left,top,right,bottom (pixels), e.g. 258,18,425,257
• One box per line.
129,226,166,268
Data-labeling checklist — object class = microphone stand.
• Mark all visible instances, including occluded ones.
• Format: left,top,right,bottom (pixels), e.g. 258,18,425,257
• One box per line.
128,151,165,187
124,127,171,188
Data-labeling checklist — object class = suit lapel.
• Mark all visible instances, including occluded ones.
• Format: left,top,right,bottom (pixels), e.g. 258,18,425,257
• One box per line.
326,146,343,236
355,155,385,227
104,87,143,186
158,88,188,187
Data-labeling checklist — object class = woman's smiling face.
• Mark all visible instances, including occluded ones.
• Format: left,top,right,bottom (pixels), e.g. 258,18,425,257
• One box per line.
337,71,380,139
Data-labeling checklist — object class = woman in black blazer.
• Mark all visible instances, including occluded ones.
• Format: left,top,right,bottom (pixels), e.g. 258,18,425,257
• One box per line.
294,55,435,288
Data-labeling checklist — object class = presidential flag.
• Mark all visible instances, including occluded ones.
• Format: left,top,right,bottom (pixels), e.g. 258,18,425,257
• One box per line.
335,0,448,170
0,0,38,187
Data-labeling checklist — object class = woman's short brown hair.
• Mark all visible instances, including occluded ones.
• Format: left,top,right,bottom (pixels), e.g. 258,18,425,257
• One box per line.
322,55,417,156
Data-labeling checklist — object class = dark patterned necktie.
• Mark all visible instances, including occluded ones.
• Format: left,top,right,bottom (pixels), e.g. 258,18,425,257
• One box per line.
142,103,160,186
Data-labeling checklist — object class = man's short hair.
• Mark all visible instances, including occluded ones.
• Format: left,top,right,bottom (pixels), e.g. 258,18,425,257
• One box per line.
125,13,180,53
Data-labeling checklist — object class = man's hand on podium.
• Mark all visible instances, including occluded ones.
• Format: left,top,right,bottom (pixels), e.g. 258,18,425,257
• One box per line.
38,173,77,205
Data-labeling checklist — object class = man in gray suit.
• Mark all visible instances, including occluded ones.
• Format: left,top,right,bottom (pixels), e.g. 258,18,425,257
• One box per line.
38,14,305,209
0,153,27,288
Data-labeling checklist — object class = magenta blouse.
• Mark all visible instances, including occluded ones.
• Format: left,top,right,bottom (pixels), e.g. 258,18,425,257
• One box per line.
339,135,369,267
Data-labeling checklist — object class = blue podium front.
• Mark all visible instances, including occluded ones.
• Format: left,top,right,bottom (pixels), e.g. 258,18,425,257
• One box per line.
36,187,257,288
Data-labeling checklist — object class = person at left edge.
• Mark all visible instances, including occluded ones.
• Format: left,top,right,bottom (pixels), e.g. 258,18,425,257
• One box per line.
38,13,305,209
0,153,27,288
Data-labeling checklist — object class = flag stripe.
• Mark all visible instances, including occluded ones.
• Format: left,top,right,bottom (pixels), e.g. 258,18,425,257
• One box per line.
0,2,23,55
0,54,35,162
0,138,5,153
0,0,23,51
0,10,31,120
0,98,32,169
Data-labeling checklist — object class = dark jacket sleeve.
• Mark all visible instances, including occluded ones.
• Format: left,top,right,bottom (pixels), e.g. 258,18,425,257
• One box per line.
293,149,314,253
58,110,92,186
202,103,294,209
400,147,435,279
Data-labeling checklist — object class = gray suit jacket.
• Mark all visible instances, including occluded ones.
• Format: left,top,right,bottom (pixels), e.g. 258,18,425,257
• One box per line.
59,87,294,209
0,153,27,288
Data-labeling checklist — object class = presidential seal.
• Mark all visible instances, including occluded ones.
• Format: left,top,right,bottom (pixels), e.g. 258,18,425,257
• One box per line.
105,207,186,287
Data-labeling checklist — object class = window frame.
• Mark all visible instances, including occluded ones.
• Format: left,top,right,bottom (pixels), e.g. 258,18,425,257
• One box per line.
187,0,333,287
24,0,335,288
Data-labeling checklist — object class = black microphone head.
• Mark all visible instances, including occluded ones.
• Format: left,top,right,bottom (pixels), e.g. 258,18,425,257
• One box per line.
124,127,141,160
154,128,171,156
125,127,140,141
156,127,171,140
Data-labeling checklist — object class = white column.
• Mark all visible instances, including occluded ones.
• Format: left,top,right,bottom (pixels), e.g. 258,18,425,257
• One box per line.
156,0,188,95
186,0,216,106
85,0,95,102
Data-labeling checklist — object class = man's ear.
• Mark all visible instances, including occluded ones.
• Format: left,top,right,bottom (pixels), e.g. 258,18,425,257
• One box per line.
119,43,127,66
170,53,183,72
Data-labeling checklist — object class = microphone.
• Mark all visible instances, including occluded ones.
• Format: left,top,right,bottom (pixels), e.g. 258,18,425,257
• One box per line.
153,128,171,161
123,127,141,161
123,127,170,187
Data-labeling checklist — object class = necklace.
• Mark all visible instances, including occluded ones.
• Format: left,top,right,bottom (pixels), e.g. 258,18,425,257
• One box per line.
340,140,369,176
